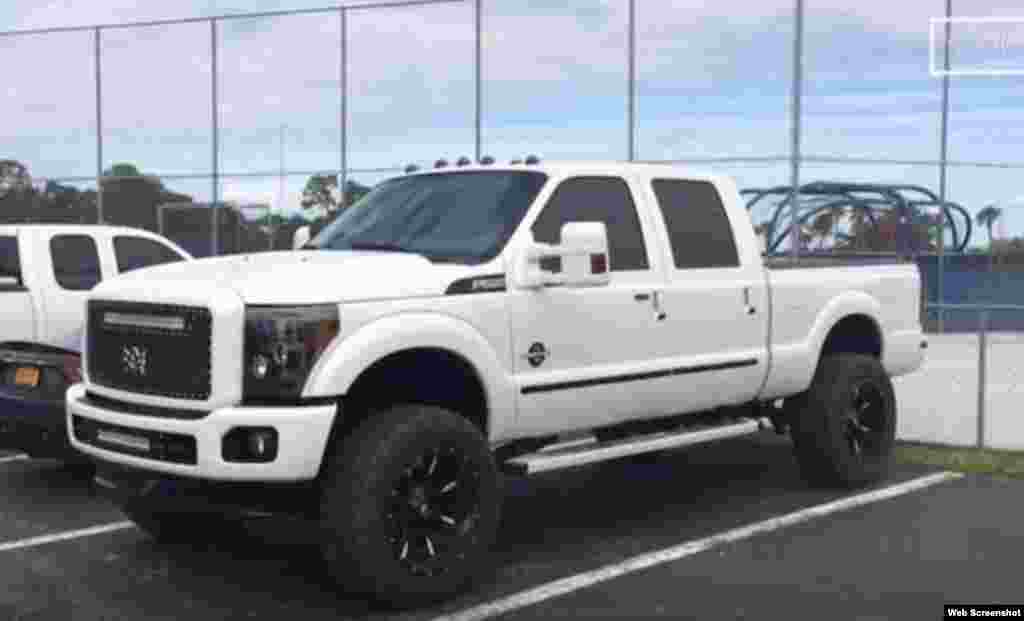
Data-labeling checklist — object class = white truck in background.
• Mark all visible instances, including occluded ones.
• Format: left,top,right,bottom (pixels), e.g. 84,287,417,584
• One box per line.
0,225,190,461
66,160,925,608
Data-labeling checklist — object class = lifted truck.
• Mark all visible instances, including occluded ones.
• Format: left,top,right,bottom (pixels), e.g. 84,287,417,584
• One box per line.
67,160,926,608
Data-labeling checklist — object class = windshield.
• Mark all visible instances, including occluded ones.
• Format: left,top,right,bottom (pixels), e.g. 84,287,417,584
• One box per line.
305,171,548,264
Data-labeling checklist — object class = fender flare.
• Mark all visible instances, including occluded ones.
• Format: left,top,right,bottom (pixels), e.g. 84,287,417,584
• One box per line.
302,312,515,440
807,290,885,364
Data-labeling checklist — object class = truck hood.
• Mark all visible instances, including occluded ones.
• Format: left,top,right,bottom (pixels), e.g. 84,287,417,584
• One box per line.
94,250,486,305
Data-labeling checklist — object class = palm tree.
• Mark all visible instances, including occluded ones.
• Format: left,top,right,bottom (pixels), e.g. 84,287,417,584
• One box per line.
976,204,1003,250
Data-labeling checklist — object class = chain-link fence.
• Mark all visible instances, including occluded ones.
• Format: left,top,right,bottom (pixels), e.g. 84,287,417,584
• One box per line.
3,1,1024,277
5,0,1024,448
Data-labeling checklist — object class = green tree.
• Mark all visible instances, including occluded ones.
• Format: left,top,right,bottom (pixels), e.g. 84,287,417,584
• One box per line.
0,159,32,198
102,162,143,179
976,204,1002,250
301,174,371,215
301,173,338,213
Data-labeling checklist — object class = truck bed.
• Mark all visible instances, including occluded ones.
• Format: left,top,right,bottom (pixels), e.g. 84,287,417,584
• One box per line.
764,254,912,270
758,259,924,401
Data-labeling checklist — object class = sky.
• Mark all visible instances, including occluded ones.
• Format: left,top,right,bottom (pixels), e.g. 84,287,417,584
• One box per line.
5,0,1024,245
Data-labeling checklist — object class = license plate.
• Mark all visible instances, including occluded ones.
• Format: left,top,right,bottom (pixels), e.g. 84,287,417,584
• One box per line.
96,430,150,453
13,366,40,387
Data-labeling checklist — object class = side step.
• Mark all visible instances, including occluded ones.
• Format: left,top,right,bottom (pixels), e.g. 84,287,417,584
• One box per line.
501,417,771,476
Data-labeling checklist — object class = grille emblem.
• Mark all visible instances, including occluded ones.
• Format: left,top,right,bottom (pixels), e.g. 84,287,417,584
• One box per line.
121,345,150,377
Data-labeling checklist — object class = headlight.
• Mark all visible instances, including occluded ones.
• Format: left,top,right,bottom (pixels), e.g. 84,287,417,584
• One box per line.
243,305,340,401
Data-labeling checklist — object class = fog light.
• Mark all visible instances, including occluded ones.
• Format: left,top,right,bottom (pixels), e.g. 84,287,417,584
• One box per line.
222,427,278,463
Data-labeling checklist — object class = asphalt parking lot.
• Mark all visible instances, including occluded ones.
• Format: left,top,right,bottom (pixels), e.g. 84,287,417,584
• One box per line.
0,434,1017,621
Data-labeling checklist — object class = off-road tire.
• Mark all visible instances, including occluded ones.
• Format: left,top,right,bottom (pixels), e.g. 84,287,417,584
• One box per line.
319,404,501,609
788,353,897,488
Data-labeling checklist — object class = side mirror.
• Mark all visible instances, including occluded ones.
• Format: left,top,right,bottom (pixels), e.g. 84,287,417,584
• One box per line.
508,222,611,290
293,225,311,250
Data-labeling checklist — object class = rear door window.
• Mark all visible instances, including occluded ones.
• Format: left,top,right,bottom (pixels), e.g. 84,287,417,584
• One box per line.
0,236,23,290
113,235,187,273
650,179,741,269
51,235,102,291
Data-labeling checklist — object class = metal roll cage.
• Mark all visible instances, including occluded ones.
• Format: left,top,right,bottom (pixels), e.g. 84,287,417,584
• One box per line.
740,181,973,255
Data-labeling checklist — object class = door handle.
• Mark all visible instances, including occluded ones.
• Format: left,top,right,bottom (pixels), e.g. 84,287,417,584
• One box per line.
743,286,757,315
653,290,667,321
634,291,666,320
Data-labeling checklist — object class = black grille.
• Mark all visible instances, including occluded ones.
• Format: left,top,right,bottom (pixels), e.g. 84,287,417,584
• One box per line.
87,300,212,400
72,414,197,465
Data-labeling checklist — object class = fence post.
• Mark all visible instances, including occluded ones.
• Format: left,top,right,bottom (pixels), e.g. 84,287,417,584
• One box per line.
474,0,482,162
210,18,220,257
937,0,951,333
788,0,804,260
627,0,636,162
339,7,348,210
94,26,104,225
977,309,988,449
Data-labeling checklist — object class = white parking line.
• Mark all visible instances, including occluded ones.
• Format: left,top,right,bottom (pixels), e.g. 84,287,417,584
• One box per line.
435,470,964,621
0,521,136,553
0,454,29,464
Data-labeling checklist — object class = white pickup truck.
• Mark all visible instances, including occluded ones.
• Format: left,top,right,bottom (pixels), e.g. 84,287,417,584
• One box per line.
67,161,925,608
0,225,190,461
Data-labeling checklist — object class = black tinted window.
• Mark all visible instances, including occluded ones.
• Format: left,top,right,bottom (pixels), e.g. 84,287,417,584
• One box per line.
651,179,740,269
51,235,101,291
310,171,548,264
114,236,186,273
0,236,22,289
531,176,649,271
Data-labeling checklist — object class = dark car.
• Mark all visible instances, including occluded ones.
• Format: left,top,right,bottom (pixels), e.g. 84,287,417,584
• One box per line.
0,343,84,461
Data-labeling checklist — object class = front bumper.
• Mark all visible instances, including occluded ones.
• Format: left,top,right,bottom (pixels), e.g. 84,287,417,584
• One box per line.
66,383,339,482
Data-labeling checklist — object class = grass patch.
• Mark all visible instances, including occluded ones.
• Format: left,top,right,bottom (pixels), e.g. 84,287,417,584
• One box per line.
895,442,1024,478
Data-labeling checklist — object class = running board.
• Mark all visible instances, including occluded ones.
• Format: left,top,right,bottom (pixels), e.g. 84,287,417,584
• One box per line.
501,417,770,476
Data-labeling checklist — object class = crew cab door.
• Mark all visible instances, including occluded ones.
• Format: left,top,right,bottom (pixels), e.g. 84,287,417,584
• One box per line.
640,177,770,411
508,175,680,437
0,232,36,343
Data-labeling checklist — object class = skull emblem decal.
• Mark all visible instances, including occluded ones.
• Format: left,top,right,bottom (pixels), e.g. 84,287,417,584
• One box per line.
121,345,149,377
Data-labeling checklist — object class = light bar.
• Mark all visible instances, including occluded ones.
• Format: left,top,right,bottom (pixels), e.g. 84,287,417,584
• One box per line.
104,312,185,331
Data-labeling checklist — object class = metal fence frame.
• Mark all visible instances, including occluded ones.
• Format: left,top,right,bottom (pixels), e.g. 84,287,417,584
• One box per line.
1,0,1020,264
